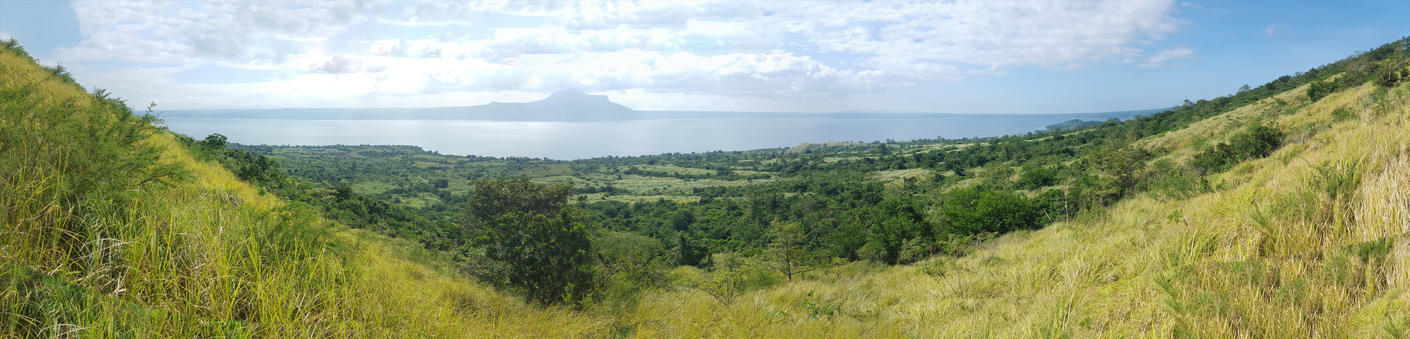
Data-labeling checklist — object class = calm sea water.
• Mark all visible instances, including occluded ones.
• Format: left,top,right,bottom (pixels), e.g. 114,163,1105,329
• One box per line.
161,111,1154,160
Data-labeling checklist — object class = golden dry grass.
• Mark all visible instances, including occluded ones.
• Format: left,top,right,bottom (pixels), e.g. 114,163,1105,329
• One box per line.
1,42,610,337
620,81,1410,338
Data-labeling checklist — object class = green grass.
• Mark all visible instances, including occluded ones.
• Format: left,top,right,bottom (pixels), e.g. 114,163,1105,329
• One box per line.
0,40,609,337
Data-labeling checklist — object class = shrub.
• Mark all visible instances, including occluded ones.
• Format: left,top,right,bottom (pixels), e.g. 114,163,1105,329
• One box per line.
1331,106,1357,121
857,241,888,263
1030,188,1074,223
1143,159,1207,199
897,238,934,264
1190,124,1285,174
1015,166,1059,189
1307,80,1336,102
1229,124,1285,158
686,253,782,305
592,231,669,308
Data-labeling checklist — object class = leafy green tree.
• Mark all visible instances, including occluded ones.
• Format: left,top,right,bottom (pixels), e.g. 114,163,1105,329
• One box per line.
464,177,595,304
201,133,228,149
864,198,928,264
941,187,1038,235
1090,145,1153,198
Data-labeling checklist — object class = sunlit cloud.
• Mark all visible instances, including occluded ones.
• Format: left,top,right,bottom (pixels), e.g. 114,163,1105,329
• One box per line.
1140,48,1194,68
54,0,1186,110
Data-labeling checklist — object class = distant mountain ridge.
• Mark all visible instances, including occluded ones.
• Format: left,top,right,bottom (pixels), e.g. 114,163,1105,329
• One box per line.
163,104,1162,123
161,88,1168,122
470,88,637,121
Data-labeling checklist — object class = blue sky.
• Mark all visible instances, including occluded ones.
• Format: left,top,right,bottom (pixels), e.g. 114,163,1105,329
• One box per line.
1,0,1406,113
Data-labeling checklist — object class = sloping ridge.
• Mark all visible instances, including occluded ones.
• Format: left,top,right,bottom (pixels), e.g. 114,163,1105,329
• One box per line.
618,58,1410,336
0,41,605,337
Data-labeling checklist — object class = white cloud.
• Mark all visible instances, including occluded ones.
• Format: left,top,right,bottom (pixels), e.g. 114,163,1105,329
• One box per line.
60,0,1184,110
1264,24,1279,37
1140,48,1194,68
61,0,375,66
309,54,365,74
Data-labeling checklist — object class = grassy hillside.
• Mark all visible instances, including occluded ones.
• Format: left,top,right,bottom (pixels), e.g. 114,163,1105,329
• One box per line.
618,76,1410,337
3,33,1409,338
0,40,607,337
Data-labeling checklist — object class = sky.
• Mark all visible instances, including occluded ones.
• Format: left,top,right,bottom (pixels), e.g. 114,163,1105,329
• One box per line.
1,0,1407,113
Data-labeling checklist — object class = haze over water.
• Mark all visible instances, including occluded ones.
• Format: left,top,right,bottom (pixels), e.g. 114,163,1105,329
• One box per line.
161,110,1153,160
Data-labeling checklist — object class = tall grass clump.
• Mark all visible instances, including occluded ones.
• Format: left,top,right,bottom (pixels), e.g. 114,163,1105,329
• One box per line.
0,39,192,335
1,37,351,336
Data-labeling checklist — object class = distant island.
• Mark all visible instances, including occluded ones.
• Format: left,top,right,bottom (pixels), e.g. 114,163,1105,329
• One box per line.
467,88,637,121
1045,119,1102,131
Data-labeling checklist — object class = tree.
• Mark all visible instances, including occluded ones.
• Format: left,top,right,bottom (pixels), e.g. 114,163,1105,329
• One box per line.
593,231,669,303
464,177,595,304
1377,58,1408,88
1307,80,1336,102
1090,145,1152,198
765,220,815,280
940,186,1039,235
201,133,228,149
863,198,928,264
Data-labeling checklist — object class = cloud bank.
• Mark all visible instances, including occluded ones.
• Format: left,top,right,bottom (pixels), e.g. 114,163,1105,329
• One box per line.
56,0,1185,110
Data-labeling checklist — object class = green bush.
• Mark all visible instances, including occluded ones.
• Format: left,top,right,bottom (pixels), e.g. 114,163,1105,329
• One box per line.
1307,80,1336,102
1331,106,1357,121
1143,159,1207,199
857,241,888,263
1015,166,1059,189
592,231,670,308
1190,124,1285,174
897,238,934,264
